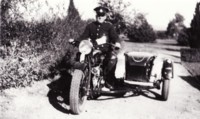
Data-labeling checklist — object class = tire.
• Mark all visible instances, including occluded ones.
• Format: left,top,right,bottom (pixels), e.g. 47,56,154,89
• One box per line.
161,79,170,101
70,70,87,114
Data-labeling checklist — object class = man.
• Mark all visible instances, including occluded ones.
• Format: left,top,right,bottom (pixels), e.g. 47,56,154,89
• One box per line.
69,6,122,90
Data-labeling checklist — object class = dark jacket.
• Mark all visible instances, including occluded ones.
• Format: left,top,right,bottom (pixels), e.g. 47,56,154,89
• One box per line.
76,21,120,45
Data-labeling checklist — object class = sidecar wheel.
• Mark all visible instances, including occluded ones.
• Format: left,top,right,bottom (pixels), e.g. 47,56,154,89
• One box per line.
161,79,170,101
70,70,87,114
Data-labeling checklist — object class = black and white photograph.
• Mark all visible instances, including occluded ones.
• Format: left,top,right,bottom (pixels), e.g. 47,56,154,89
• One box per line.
0,0,200,118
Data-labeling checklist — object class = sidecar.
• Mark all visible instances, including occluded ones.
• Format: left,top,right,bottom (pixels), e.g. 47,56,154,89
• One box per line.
123,51,173,101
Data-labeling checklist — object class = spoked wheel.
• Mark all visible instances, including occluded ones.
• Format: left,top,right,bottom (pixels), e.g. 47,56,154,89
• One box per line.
161,79,170,101
87,77,101,100
69,69,88,114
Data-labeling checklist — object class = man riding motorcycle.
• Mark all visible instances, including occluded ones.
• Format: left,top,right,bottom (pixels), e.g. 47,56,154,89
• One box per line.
69,6,122,91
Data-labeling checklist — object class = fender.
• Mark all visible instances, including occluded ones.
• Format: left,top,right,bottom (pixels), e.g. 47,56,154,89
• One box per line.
162,59,174,79
72,62,87,71
71,53,87,71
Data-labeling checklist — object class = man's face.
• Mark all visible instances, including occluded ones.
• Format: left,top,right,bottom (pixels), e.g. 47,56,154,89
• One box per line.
96,15,107,23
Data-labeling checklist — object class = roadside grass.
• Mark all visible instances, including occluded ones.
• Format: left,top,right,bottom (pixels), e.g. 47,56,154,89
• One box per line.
181,62,200,83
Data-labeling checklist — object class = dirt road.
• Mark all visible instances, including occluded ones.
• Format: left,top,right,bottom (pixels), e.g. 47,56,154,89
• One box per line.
1,40,200,119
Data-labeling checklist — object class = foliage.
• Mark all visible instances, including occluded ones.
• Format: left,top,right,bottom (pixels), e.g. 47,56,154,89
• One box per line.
189,2,200,48
177,28,189,46
166,20,176,38
0,0,88,89
98,0,129,34
97,0,156,42
127,13,156,43
166,13,185,38
175,13,185,23
155,30,168,39
0,44,46,88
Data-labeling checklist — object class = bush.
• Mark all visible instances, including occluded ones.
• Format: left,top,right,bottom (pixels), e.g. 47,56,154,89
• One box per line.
127,21,156,43
189,2,200,48
166,13,185,39
177,28,189,46
126,13,156,43
0,0,89,89
0,45,45,88
98,0,129,34
155,30,168,39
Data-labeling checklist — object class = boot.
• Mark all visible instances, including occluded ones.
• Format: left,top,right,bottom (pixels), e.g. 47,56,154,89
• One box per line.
115,78,125,89
101,81,115,91
105,81,115,90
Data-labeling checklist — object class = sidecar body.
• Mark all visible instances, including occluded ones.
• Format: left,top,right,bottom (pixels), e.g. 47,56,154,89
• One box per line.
124,51,173,84
125,52,155,83
122,51,173,100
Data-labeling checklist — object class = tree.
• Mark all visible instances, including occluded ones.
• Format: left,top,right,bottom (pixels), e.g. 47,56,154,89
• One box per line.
189,2,200,48
177,27,189,46
98,0,129,34
166,13,185,38
175,13,185,23
1,0,13,45
166,19,176,38
127,13,156,43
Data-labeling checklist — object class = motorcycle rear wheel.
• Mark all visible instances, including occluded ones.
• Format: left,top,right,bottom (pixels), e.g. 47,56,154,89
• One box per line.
70,69,87,114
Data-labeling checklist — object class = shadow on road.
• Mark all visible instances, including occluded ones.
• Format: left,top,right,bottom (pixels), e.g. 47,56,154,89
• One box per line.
95,92,140,101
47,71,72,114
141,90,164,101
47,90,71,114
164,48,180,52
180,75,200,91
95,89,165,101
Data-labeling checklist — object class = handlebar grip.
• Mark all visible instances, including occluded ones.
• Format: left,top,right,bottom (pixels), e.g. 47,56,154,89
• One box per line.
69,41,80,47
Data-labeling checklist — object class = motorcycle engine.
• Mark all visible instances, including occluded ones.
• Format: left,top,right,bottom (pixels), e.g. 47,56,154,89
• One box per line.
91,50,105,88
92,51,105,67
91,66,104,88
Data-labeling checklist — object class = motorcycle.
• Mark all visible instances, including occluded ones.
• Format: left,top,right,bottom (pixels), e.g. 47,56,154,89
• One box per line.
68,39,173,114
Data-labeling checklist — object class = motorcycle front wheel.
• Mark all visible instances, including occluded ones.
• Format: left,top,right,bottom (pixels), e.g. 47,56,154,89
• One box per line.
69,69,87,114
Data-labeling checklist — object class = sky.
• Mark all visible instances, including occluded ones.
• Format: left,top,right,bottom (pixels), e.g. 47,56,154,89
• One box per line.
9,0,200,30
74,0,200,30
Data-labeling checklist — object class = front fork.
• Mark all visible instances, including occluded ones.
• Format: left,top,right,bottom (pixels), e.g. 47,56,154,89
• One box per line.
70,53,92,96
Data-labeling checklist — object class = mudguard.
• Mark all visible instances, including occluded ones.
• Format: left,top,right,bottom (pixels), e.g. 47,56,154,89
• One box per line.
72,62,87,71
162,59,174,79
70,52,88,71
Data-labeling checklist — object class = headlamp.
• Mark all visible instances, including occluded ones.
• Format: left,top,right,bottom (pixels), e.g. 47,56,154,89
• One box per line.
79,40,93,55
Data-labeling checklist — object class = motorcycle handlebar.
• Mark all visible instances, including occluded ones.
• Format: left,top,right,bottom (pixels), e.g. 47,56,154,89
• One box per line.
94,43,120,50
68,39,120,50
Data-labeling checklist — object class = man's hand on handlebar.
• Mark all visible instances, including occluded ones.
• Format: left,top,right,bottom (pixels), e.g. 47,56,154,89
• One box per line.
69,38,79,46
115,42,121,49
69,38,74,43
